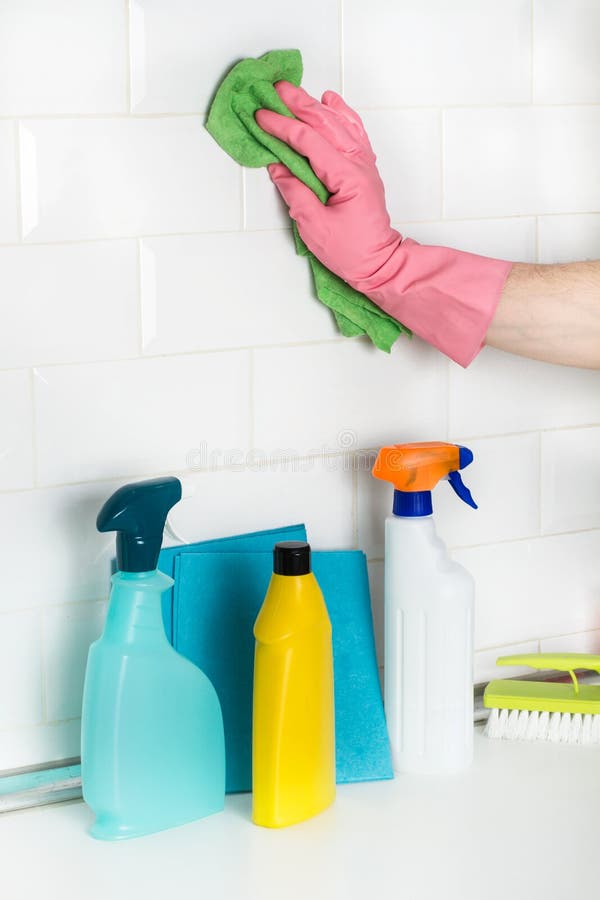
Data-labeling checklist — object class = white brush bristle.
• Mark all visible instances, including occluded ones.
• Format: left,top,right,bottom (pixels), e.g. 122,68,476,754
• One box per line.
484,708,600,745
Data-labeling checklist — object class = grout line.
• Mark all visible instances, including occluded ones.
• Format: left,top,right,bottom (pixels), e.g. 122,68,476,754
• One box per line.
125,0,132,113
1,211,599,252
248,348,255,447
28,367,39,488
1,428,599,497
0,226,290,249
541,626,600,643
396,210,600,228
38,610,47,722
1,210,597,252
1,103,599,121
4,456,339,490
0,337,349,374
537,429,543,535
474,637,541,654
448,423,600,443
0,715,82,736
13,120,24,241
0,599,107,619
439,108,445,219
444,357,451,441
448,526,600,553
369,525,600,561
184,447,379,475
241,167,246,230
530,0,535,105
476,626,600,656
0,112,207,121
135,237,144,356
357,102,600,111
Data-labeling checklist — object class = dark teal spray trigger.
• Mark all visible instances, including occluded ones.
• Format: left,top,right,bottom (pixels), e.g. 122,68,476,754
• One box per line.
447,471,478,509
97,477,182,573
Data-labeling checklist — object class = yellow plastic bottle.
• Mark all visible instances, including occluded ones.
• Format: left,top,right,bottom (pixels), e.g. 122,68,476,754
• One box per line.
252,541,335,828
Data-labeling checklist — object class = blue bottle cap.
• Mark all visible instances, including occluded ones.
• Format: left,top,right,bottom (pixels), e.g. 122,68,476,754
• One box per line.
392,490,433,517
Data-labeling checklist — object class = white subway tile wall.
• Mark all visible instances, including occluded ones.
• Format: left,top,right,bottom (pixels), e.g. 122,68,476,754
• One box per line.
0,122,19,242
541,427,600,535
140,232,338,355
539,629,600,655
254,339,448,453
34,352,252,485
129,0,341,114
359,110,442,223
243,168,291,231
538,214,600,264
0,0,127,116
533,0,600,105
0,611,42,729
449,349,600,437
42,602,106,722
168,465,354,550
394,217,537,264
0,370,34,491
454,531,600,649
444,107,600,219
19,118,241,242
0,242,139,368
0,480,122,612
344,0,532,107
1,0,600,767
0,722,82,771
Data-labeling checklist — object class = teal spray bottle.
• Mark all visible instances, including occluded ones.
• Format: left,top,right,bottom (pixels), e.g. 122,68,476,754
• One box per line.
81,477,225,840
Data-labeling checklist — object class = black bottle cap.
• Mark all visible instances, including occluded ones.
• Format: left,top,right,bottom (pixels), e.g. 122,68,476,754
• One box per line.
96,477,181,573
273,541,311,576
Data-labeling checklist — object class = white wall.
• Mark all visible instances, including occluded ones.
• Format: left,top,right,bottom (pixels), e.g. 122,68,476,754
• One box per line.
1,0,600,769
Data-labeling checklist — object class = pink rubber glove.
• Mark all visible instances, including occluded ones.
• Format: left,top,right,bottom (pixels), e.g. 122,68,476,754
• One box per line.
256,82,513,367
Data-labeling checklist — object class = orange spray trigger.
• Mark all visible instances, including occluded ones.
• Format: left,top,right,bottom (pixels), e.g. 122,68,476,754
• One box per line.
372,442,477,516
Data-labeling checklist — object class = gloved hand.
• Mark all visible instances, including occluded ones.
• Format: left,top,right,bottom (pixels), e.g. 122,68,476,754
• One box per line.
256,81,401,286
256,82,513,367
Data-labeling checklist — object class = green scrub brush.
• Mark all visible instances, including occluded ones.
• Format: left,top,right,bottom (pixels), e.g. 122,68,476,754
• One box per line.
484,653,600,744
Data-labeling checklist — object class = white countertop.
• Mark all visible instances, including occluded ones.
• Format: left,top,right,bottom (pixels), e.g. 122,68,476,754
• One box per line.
2,729,598,900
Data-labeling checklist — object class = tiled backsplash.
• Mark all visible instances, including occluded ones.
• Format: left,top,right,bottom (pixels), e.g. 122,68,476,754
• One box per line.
1,0,599,770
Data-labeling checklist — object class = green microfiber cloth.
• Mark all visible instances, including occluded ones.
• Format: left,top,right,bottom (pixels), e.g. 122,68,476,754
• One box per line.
206,49,410,352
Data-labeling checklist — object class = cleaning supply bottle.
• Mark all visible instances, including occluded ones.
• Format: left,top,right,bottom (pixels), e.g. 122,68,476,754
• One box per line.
372,442,478,775
81,477,225,840
252,541,335,827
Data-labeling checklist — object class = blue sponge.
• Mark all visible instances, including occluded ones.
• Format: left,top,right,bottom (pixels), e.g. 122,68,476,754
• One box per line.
172,547,392,792
157,523,307,641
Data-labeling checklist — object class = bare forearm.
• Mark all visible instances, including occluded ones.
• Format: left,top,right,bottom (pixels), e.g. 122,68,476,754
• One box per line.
486,260,600,369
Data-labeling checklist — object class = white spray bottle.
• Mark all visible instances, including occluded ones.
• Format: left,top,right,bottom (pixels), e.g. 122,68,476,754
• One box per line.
372,442,477,774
